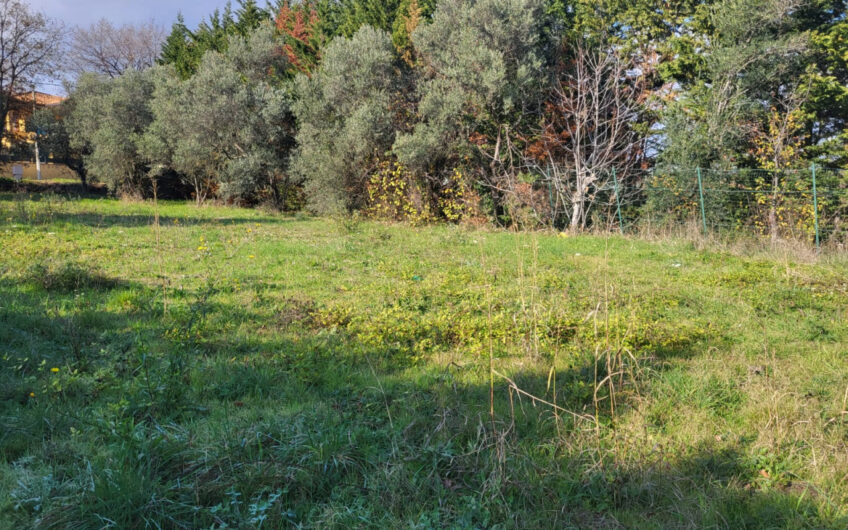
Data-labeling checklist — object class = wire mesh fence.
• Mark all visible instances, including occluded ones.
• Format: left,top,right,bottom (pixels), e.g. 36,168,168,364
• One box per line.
529,165,847,250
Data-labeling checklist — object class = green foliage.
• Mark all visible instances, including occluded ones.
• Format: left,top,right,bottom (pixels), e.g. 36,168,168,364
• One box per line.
804,17,848,166
232,0,270,35
275,1,327,75
292,25,399,214
146,23,296,206
290,0,437,41
29,108,68,162
159,1,271,79
65,71,156,196
29,103,89,186
59,0,848,224
394,0,546,178
335,0,402,36
159,14,197,79
390,0,436,60
658,0,812,171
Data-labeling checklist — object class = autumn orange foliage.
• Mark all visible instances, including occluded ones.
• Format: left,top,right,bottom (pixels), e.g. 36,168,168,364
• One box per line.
276,1,323,74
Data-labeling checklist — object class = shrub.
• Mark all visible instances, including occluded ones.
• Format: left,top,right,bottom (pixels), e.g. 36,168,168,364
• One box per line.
365,160,432,224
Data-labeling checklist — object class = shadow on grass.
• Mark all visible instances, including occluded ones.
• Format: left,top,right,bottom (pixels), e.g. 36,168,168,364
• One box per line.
0,273,843,528
0,177,107,197
18,261,127,293
0,276,152,388
50,211,295,228
1,192,298,228
551,442,841,528
176,319,845,526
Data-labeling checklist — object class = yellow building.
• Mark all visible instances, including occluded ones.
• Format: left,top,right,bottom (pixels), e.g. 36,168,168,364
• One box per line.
2,91,65,149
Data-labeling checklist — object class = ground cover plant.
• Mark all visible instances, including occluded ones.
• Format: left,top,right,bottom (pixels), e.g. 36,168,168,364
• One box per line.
1,192,847,528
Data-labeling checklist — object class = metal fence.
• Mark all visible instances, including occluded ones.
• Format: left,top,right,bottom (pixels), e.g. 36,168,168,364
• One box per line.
534,165,847,250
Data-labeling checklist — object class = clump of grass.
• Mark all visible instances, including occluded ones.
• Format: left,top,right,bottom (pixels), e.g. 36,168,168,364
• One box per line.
23,259,117,292
1,192,66,225
334,211,364,234
276,296,318,328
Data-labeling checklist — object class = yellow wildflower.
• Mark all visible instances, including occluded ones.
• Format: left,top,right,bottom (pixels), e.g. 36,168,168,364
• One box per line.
50,367,59,373
29,392,35,397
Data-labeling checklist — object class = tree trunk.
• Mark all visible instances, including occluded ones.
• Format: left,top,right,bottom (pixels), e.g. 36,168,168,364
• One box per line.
570,169,593,230
193,176,205,206
270,174,283,210
67,158,87,190
570,189,583,230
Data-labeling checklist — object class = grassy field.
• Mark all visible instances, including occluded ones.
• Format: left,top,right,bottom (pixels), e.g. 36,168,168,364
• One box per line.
1,192,847,528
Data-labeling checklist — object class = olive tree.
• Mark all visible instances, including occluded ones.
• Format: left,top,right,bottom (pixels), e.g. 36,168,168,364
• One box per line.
144,23,295,206
291,25,399,214
393,0,546,184
66,70,155,196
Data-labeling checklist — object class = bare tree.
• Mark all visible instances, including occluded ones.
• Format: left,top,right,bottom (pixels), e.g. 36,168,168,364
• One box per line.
67,19,165,78
525,43,648,230
0,0,63,139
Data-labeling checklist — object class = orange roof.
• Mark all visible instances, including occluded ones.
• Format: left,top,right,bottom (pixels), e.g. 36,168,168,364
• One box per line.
9,91,65,108
33,92,65,106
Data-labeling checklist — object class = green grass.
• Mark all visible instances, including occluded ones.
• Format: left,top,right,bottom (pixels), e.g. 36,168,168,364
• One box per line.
1,192,847,528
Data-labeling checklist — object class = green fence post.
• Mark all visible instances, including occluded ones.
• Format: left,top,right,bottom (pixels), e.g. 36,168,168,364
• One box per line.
611,167,624,234
696,167,707,235
811,163,820,252
546,165,554,226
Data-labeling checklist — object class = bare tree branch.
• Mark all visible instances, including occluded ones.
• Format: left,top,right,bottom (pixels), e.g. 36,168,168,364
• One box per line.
523,42,648,230
66,18,165,78
0,0,64,138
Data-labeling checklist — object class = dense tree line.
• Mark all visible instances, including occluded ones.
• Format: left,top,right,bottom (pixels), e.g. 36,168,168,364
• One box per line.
32,0,848,232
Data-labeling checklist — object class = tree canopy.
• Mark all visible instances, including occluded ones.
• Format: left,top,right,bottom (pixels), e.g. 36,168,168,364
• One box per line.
52,0,848,232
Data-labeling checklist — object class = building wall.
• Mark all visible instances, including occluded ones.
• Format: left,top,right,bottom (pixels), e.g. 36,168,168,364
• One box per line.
2,91,65,149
